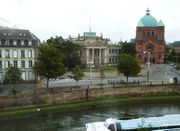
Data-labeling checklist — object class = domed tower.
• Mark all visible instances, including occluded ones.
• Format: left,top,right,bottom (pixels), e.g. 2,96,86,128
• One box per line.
135,8,166,64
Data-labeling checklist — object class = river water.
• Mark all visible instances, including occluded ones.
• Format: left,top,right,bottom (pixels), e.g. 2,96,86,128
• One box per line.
0,100,180,131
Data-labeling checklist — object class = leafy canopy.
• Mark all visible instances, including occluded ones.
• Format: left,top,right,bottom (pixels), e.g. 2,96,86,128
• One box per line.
33,44,65,87
47,36,81,70
3,66,22,85
69,65,84,82
117,54,141,82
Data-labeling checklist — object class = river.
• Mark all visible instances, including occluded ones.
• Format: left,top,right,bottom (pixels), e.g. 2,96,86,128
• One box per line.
0,100,180,131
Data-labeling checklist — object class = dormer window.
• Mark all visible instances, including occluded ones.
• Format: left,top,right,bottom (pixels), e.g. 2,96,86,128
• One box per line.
9,39,13,46
24,40,29,46
1,39,5,46
17,39,21,46
32,40,37,46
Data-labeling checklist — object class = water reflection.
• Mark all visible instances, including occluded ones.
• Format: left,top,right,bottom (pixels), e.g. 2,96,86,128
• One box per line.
0,101,180,131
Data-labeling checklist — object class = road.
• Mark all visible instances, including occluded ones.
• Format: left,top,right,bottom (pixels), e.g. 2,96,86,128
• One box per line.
48,64,179,88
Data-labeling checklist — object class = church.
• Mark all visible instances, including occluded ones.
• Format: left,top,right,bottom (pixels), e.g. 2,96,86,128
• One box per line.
135,8,169,64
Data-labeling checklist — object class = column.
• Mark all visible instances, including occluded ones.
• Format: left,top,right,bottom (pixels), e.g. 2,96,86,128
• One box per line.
92,48,94,64
86,48,89,65
99,49,101,65
104,49,107,64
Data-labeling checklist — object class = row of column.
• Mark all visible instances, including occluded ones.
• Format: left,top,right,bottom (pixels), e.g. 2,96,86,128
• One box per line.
86,48,106,65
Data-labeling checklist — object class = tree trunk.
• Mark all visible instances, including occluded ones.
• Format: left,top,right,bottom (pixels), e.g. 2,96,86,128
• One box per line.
46,77,49,88
126,76,128,83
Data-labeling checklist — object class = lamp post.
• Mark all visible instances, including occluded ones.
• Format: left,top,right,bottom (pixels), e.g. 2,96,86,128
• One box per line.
144,51,150,82
88,60,94,85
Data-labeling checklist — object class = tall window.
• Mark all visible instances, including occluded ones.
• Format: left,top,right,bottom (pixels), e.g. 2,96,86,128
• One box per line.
21,50,25,58
1,39,5,46
17,39,21,46
21,60,25,68
32,40,37,46
14,60,18,67
5,50,10,58
5,61,11,68
0,61,2,69
0,50,2,58
13,50,18,58
29,60,32,67
28,50,33,58
24,40,29,46
9,39,13,46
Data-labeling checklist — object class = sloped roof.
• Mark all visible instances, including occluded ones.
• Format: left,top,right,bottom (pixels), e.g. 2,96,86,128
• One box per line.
0,27,39,40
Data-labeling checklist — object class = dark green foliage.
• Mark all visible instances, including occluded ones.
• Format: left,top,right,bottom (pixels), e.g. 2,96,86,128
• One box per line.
117,54,141,82
168,48,180,63
33,44,65,88
120,42,136,56
3,66,22,85
47,36,81,70
69,65,84,84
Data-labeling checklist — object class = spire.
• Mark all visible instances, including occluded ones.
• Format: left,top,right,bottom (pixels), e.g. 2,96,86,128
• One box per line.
89,16,91,32
146,8,150,15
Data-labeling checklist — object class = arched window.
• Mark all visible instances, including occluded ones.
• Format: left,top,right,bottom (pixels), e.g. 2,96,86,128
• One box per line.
17,39,21,46
24,40,29,46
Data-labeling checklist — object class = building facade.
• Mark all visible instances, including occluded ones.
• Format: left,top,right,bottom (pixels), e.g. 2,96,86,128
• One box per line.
72,30,121,67
135,9,169,64
0,27,39,82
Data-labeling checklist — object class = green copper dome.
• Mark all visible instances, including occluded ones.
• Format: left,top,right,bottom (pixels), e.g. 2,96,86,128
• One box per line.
137,9,159,27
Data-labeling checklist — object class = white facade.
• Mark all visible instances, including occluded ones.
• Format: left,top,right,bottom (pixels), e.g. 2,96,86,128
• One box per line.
0,27,39,82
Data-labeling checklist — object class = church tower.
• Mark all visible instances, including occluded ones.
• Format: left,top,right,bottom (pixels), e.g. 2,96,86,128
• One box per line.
135,8,167,64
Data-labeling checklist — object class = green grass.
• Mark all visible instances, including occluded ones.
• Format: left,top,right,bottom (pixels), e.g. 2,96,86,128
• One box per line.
0,94,180,117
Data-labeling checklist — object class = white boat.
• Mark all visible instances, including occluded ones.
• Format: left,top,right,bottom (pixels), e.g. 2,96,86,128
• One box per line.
86,114,180,131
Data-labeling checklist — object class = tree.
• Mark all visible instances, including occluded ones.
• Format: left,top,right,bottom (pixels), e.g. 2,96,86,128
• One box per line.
3,66,22,95
120,42,136,56
47,36,81,70
117,54,141,82
69,65,84,85
33,44,65,88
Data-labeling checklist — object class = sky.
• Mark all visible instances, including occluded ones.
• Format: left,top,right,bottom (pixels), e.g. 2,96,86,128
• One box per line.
0,0,180,43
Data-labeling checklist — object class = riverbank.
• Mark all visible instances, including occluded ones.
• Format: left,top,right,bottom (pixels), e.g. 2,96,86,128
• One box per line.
1,93,180,117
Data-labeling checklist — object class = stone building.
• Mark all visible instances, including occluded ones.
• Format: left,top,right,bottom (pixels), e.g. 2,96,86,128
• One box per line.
72,30,121,67
135,8,169,64
0,27,40,82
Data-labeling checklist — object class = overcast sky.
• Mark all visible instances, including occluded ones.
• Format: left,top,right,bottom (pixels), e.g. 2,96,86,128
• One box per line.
0,0,180,43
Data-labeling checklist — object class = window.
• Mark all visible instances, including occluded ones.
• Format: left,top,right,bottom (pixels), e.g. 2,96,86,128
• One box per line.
5,50,10,58
21,50,25,58
17,39,21,46
1,39,5,46
0,61,2,69
24,40,29,46
21,61,25,68
109,49,111,54
0,50,2,58
13,50,18,58
5,61,11,68
32,40,37,46
28,50,33,58
14,60,18,67
9,39,13,46
29,60,32,67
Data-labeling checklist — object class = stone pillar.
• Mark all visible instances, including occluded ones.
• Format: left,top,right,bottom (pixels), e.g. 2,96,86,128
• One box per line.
104,48,107,64
86,48,89,65
99,49,101,65
92,48,94,63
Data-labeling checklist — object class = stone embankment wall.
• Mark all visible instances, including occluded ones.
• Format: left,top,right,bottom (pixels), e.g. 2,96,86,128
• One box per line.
0,85,179,108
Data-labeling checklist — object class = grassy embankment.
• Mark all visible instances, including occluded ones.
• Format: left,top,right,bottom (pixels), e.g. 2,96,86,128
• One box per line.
0,93,180,117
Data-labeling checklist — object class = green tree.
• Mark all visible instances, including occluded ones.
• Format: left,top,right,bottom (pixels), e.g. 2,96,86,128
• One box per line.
120,42,136,56
117,54,141,82
3,66,22,95
33,44,65,88
69,65,84,85
47,36,81,70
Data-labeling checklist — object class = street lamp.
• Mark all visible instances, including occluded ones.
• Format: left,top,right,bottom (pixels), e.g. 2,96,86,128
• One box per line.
88,60,94,84
144,51,150,82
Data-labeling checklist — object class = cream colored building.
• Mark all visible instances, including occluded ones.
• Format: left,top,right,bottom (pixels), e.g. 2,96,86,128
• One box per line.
72,30,121,67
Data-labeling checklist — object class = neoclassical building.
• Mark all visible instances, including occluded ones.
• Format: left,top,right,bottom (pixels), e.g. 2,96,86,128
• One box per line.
72,30,121,67
0,27,40,82
136,9,169,64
